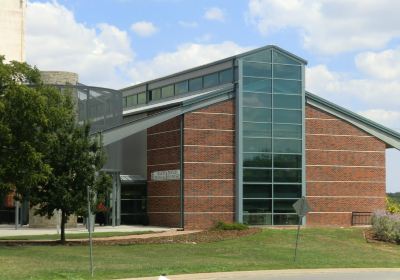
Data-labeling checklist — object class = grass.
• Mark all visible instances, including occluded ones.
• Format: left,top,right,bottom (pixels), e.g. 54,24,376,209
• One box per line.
0,231,154,241
0,228,399,280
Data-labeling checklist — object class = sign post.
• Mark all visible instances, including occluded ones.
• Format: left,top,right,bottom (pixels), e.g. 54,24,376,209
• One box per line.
292,197,311,262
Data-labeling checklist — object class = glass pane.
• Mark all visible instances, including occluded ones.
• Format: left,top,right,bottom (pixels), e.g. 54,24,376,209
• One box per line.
273,124,301,138
274,184,302,198
273,51,301,65
243,92,272,107
161,85,174,98
243,122,272,137
274,139,301,153
175,80,188,95
274,154,302,168
243,77,272,92
137,92,146,104
243,107,272,122
243,168,272,182
242,49,272,62
274,109,301,124
243,184,272,198
273,94,302,109
243,153,272,167
273,79,301,94
219,68,233,84
126,95,137,107
273,64,301,80
274,214,299,225
123,96,127,108
243,138,272,153
243,61,272,77
243,199,272,213
243,214,272,225
150,88,161,101
274,169,302,183
189,77,202,91
203,73,219,88
273,199,298,213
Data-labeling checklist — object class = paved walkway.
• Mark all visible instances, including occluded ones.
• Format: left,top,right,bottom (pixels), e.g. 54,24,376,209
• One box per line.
0,225,170,237
121,268,400,280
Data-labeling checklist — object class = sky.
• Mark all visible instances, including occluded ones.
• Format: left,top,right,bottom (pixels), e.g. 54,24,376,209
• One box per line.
25,0,399,192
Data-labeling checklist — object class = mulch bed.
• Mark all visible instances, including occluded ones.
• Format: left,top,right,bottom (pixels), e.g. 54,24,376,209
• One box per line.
0,228,262,246
363,228,399,245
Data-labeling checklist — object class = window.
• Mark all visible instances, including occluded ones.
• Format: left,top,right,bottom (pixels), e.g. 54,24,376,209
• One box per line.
219,68,233,84
150,88,161,101
137,92,146,104
161,85,174,98
243,77,272,92
203,73,219,88
175,80,188,95
189,77,202,91
243,61,272,78
126,95,137,107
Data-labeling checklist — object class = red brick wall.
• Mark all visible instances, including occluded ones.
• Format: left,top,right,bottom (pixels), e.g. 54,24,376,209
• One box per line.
305,105,386,226
147,117,181,227
183,99,236,229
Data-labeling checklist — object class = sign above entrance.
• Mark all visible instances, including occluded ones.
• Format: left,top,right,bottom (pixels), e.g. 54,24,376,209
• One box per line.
151,170,180,181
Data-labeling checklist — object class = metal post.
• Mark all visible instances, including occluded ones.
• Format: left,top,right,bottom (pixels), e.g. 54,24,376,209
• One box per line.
14,200,20,230
87,185,94,277
111,175,116,227
294,216,302,262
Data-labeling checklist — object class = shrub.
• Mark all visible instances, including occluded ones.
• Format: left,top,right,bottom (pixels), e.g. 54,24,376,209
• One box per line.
371,210,400,244
386,197,400,214
214,221,249,231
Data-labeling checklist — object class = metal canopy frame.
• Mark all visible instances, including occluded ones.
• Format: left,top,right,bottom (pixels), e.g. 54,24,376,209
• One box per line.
100,85,235,146
306,91,400,150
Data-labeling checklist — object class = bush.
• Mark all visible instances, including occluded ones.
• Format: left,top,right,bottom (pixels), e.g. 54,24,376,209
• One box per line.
214,221,249,231
371,210,400,243
386,197,400,214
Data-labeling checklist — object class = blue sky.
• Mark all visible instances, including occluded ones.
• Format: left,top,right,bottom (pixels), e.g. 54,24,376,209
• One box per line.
26,0,399,192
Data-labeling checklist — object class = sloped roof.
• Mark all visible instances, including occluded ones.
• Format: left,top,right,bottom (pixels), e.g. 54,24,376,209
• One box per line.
306,91,400,150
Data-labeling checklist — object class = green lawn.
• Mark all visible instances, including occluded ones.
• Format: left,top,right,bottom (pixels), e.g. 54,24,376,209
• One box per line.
0,228,399,280
0,231,154,241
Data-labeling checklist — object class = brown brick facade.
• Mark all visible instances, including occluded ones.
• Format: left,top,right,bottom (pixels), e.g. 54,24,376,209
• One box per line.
147,117,182,227
183,99,236,229
305,105,386,226
145,102,387,229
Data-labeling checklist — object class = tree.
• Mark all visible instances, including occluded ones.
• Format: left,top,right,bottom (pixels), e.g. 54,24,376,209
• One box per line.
0,57,51,200
0,57,111,242
31,123,111,242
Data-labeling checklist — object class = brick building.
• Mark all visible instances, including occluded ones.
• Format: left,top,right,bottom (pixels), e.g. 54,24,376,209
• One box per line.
97,45,399,229
2,45,399,228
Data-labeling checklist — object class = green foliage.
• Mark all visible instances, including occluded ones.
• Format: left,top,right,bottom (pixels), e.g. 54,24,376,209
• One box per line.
0,56,51,198
0,57,112,242
386,197,400,214
371,211,400,243
213,221,249,231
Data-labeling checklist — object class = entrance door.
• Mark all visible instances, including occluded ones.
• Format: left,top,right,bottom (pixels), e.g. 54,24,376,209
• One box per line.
120,184,147,225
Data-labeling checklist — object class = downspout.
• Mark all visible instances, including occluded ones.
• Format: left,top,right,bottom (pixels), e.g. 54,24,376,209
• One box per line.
179,115,185,229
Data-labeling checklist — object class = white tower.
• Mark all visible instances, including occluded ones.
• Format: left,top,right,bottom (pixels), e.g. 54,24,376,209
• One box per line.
0,0,26,62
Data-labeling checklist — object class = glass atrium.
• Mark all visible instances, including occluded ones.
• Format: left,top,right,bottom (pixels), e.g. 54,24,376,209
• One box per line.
237,48,305,225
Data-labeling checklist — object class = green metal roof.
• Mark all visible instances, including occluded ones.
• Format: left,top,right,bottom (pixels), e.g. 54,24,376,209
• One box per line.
306,91,400,150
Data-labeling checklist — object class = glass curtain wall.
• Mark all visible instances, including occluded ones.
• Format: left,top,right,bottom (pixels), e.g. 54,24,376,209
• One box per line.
238,48,304,225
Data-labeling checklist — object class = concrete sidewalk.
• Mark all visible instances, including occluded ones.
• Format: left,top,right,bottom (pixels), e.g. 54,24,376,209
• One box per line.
0,225,169,237
121,268,400,280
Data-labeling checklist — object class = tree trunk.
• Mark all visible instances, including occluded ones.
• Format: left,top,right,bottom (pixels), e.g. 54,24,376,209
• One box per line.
60,210,67,243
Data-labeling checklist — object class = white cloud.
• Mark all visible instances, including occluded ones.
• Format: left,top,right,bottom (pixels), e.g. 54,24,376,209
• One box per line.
306,46,400,132
355,47,400,80
247,0,400,54
26,1,134,88
178,20,198,28
204,7,225,22
129,41,250,84
130,21,158,37
358,109,400,131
